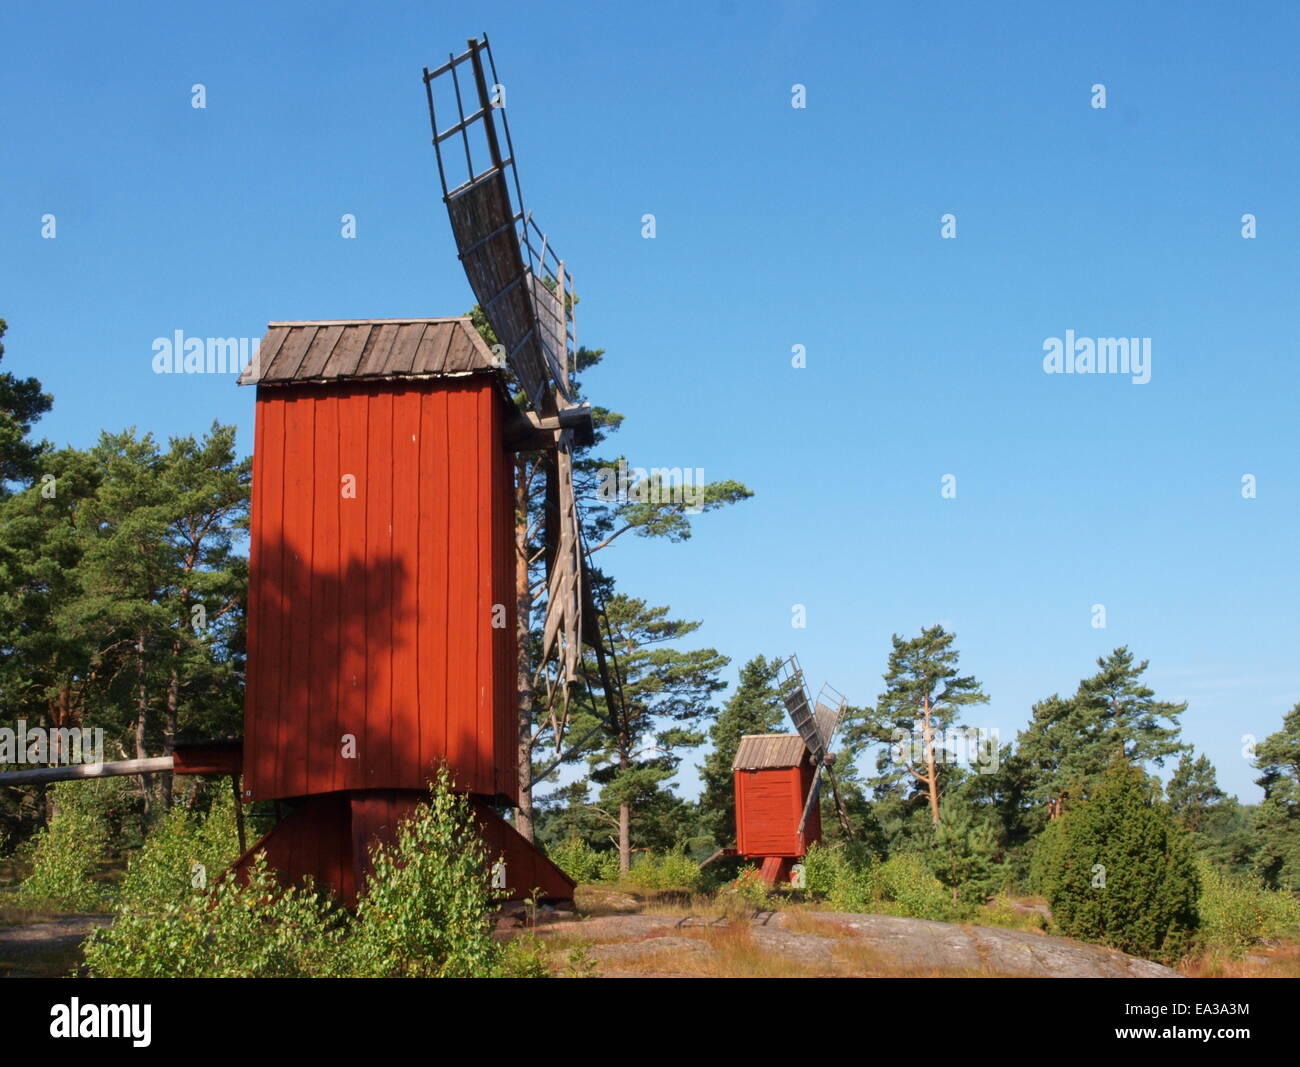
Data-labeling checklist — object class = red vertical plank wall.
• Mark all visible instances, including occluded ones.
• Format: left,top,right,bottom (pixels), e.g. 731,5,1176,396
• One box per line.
734,766,819,858
243,378,517,803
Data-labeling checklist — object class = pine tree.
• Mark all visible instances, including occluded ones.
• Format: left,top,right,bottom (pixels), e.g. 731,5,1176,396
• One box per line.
1166,751,1226,833
1252,703,1300,891
928,795,1001,905
1017,648,1187,819
1075,647,1186,767
572,594,728,872
0,319,53,494
847,626,988,826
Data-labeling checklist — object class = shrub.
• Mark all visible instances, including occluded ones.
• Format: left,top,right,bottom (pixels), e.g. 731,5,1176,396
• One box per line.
1196,858,1300,957
15,780,118,911
113,785,241,912
800,842,839,897
84,853,347,978
88,770,507,978
1028,813,1069,901
346,769,503,978
1036,761,1199,964
597,850,622,883
929,802,1002,906
716,866,769,912
547,836,606,884
876,853,958,921
801,843,959,919
496,931,554,977
624,846,701,891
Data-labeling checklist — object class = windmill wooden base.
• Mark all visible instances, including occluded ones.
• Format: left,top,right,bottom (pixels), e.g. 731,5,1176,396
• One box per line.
234,317,584,910
229,788,574,905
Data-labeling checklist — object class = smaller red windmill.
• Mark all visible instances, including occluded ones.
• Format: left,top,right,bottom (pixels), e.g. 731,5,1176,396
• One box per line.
730,656,852,885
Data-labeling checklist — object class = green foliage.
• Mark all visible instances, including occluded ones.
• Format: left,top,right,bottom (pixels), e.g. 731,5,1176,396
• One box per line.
1028,814,1069,902
1035,761,1199,963
800,842,841,897
14,780,117,911
113,784,241,911
572,594,728,867
496,931,553,978
716,866,770,912
622,845,701,891
975,893,1050,933
846,625,987,845
929,800,1002,905
1017,649,1187,820
800,843,959,920
85,854,346,978
0,317,53,492
1195,858,1300,957
87,773,508,978
347,771,503,978
560,942,599,978
0,422,250,844
875,853,958,921
547,835,607,884
1252,703,1300,891
1167,752,1226,832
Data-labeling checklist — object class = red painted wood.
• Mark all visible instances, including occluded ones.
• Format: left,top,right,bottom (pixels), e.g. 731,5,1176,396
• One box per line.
171,740,243,777
758,855,794,886
230,793,356,904
243,379,517,803
734,763,821,858
281,394,315,799
233,789,573,906
469,797,576,901
310,392,340,794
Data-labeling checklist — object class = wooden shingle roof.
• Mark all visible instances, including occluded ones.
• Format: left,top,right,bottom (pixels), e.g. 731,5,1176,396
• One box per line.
238,318,500,386
732,734,810,771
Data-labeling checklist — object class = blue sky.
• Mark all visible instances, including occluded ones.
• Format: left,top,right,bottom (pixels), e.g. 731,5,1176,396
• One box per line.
2,1,1297,802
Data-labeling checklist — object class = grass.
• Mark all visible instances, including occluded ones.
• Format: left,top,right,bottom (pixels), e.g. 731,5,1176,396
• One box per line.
1180,942,1300,978
584,919,1019,978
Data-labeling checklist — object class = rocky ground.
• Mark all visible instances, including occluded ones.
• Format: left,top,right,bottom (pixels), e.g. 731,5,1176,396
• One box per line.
505,889,1182,978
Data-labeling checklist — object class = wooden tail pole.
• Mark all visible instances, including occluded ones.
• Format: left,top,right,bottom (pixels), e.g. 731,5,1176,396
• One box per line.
0,756,175,788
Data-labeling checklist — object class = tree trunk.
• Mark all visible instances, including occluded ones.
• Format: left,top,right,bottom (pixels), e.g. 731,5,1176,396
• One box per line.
135,631,152,816
514,456,535,842
162,638,180,808
619,802,631,875
923,694,940,825
618,744,631,873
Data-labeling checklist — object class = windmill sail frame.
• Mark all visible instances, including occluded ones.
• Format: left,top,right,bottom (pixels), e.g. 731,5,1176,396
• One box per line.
423,35,578,412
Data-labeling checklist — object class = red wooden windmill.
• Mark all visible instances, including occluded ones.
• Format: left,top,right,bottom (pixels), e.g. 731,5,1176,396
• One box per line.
0,37,610,908
731,656,853,884
227,35,602,905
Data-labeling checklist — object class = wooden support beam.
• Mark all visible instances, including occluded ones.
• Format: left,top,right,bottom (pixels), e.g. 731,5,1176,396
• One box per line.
503,403,594,451
0,756,174,788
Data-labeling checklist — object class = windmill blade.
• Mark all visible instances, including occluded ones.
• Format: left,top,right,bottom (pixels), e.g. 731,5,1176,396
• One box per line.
536,431,583,736
423,36,576,411
777,655,827,765
813,682,847,755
